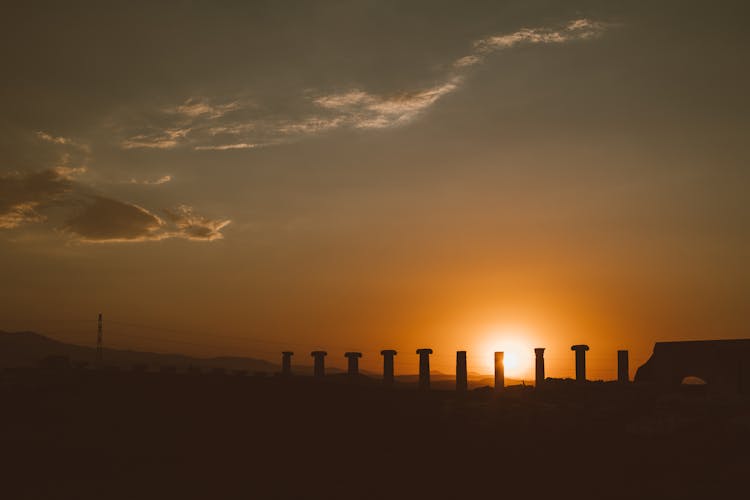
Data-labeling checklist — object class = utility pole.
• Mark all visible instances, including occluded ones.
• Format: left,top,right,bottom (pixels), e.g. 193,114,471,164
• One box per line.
97,313,103,366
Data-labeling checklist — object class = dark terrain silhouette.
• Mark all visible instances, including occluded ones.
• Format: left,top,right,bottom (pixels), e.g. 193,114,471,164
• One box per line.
0,330,278,373
1,331,748,499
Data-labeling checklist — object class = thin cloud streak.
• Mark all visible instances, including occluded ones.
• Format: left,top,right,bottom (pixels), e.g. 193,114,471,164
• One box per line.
121,128,192,149
129,175,173,185
194,143,262,151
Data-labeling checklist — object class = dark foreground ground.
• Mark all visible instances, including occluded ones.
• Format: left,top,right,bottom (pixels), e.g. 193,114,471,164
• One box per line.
1,369,749,499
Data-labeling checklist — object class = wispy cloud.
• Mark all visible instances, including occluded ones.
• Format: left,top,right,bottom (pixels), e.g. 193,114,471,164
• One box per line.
471,18,607,60
0,201,47,229
119,18,608,151
35,130,92,176
36,131,73,145
163,205,231,241
170,98,240,119
121,128,191,149
194,143,262,151
128,175,172,185
313,78,462,130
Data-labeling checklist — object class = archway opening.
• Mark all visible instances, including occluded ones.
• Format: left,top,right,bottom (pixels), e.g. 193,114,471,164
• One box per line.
681,376,707,385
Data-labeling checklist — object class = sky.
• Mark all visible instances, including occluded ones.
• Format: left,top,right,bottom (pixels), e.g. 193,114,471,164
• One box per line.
1,1,749,380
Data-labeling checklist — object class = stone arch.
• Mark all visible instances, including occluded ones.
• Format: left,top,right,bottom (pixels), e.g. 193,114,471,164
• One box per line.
681,376,708,385
635,340,750,393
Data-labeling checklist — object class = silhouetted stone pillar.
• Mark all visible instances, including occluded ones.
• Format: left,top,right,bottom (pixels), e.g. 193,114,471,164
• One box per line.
534,348,545,389
494,352,504,392
345,352,362,376
416,349,433,390
571,345,590,383
381,350,397,386
311,351,327,378
456,351,468,392
617,350,629,383
281,351,293,377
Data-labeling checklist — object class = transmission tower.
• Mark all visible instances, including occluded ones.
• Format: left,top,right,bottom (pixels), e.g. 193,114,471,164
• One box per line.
97,313,103,365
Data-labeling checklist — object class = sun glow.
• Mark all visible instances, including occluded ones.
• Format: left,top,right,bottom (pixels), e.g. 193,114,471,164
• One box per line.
479,328,536,380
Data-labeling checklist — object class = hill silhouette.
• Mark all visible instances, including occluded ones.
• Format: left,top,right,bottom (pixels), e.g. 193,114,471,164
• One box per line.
0,330,278,373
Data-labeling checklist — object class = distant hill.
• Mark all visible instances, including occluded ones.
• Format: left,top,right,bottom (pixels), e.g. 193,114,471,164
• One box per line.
0,331,279,373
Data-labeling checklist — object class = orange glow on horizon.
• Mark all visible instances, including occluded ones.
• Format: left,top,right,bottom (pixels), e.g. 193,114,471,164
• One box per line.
477,326,537,380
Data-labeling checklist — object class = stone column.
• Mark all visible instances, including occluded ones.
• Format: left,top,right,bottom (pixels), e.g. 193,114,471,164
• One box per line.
380,350,397,386
456,351,468,392
281,351,293,377
534,348,545,389
311,351,327,378
344,352,362,376
494,352,504,392
571,345,590,383
416,349,433,390
617,350,629,383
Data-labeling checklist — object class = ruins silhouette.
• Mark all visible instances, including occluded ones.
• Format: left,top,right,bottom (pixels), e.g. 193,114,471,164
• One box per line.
380,349,397,386
344,351,362,376
281,351,293,376
635,339,750,393
416,348,432,390
494,351,504,391
455,350,467,392
570,344,589,382
276,340,750,395
311,350,327,377
534,348,545,388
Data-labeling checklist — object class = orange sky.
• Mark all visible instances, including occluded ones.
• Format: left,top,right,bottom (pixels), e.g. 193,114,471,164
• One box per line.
1,2,749,380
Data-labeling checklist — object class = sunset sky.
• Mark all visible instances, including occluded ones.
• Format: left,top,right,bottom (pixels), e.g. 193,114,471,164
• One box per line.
1,1,748,379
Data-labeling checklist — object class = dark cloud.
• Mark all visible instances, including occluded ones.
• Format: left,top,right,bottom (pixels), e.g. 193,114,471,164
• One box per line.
63,195,164,242
64,198,230,243
0,169,72,228
0,168,229,243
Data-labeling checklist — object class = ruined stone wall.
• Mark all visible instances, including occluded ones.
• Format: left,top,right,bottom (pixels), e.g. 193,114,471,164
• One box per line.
635,340,750,392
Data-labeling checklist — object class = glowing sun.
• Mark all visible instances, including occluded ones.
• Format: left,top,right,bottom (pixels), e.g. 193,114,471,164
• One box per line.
480,329,535,380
